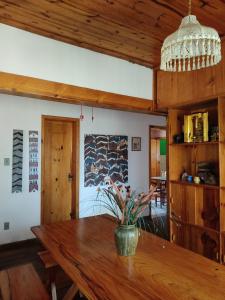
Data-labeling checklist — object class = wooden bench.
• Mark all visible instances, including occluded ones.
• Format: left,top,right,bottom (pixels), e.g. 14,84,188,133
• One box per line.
38,250,58,300
38,250,81,300
38,250,58,269
0,263,50,300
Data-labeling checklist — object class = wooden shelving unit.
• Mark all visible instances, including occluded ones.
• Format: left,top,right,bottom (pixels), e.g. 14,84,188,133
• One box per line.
170,141,219,146
168,98,225,263
170,180,219,190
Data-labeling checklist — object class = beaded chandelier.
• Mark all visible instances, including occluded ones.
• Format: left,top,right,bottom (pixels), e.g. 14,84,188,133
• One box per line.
160,0,221,72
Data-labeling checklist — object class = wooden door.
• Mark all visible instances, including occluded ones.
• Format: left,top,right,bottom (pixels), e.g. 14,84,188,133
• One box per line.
150,139,160,177
42,116,79,224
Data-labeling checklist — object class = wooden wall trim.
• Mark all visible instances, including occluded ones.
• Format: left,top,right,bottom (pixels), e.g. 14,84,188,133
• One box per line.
0,71,154,114
156,39,225,109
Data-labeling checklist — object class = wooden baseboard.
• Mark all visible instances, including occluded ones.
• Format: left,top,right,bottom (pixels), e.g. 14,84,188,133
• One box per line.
0,238,39,251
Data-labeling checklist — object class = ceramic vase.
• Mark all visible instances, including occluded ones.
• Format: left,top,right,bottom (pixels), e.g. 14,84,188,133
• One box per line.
114,224,139,256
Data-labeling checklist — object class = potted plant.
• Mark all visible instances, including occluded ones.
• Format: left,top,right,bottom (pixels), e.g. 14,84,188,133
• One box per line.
96,181,156,256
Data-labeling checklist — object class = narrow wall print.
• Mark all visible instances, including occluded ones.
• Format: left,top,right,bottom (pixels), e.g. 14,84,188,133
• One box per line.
12,130,24,193
84,135,128,187
29,131,39,192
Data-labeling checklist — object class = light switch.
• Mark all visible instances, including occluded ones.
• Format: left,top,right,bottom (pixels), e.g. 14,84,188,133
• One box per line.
4,158,10,166
4,222,9,230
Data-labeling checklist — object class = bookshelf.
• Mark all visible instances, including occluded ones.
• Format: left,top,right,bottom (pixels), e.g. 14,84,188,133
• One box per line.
168,97,225,262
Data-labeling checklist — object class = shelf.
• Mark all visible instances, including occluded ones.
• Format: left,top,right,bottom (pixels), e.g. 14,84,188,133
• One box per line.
170,141,219,146
170,180,219,190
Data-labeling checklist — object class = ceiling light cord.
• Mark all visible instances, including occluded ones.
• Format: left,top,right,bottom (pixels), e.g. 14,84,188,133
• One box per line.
188,0,192,15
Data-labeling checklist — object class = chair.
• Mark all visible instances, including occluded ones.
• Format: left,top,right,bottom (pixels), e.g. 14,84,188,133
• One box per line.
153,180,167,208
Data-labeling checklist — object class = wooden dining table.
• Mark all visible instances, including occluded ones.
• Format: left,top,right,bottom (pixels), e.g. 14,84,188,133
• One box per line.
32,214,225,300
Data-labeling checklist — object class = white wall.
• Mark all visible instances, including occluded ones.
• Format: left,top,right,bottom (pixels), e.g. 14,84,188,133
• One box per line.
0,95,165,245
0,23,162,245
0,24,152,99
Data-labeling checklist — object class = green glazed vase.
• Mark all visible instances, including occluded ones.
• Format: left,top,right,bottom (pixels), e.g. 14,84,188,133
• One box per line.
114,224,139,256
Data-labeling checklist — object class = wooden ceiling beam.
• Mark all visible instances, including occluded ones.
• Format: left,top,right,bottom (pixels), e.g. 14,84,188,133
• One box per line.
0,72,154,114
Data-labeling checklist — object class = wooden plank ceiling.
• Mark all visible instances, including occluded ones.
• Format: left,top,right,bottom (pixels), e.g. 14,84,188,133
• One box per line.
0,0,225,68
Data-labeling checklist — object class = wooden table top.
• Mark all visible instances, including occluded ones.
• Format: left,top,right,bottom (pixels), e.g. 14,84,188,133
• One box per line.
32,215,225,300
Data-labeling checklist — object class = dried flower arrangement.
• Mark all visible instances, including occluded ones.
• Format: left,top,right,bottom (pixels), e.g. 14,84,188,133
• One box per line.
96,180,156,225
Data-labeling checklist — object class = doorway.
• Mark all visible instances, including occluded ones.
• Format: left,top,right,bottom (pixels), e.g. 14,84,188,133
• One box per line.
41,116,80,224
149,126,167,217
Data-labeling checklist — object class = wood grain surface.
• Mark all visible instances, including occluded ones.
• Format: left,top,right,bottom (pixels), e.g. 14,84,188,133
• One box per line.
1,1,225,67
0,263,50,300
156,40,225,108
0,71,154,114
32,215,225,300
42,118,74,224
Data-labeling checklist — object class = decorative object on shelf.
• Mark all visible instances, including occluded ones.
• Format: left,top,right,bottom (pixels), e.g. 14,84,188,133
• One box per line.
96,181,156,256
84,135,128,187
131,137,141,151
173,133,184,144
194,176,200,184
160,0,221,72
197,161,217,185
210,126,219,142
187,175,193,183
12,129,24,193
29,131,39,192
181,169,188,181
184,112,208,143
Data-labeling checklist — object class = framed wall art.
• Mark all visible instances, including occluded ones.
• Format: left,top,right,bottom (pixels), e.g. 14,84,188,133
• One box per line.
84,134,128,187
12,129,24,193
131,137,141,151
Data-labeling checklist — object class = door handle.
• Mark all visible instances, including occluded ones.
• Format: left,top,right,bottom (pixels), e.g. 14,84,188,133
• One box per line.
68,174,73,182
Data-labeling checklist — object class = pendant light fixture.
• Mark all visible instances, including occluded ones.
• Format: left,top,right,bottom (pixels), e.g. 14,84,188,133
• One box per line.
160,0,221,72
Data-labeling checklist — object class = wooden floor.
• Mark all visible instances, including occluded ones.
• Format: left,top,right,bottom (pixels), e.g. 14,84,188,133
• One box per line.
0,239,85,300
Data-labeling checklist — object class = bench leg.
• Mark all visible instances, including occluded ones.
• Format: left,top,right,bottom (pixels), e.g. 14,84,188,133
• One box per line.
79,291,84,298
63,284,79,300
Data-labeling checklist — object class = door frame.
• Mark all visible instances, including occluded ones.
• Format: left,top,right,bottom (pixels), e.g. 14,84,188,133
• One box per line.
41,115,80,224
149,125,167,186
